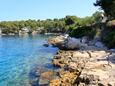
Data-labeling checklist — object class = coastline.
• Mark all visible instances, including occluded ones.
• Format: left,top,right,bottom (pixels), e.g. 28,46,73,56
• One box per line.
38,35,115,86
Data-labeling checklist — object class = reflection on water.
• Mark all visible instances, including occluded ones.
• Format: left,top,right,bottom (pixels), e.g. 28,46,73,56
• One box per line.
0,34,58,86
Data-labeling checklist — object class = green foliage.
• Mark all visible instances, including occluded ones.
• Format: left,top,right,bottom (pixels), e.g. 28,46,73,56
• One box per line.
0,12,102,35
65,16,81,25
0,19,66,34
94,0,115,19
102,20,115,48
69,26,94,38
80,17,94,26
92,11,102,23
102,31,115,48
94,0,115,48
78,11,102,26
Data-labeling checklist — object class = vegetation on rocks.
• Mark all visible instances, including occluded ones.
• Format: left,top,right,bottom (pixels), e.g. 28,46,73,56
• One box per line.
39,0,115,85
102,31,115,48
0,19,65,34
0,1,115,49
102,20,115,49
93,0,115,48
34,0,115,85
69,26,95,38
0,11,102,35
94,0,115,19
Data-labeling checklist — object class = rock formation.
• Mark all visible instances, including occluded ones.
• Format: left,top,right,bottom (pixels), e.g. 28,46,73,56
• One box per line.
38,35,115,86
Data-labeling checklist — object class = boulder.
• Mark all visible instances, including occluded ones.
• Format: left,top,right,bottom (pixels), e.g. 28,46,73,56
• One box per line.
110,49,115,52
40,71,54,79
59,70,78,84
68,62,78,70
78,51,115,85
43,44,49,47
39,71,58,85
107,20,115,27
81,36,89,44
48,36,83,50
94,41,105,48
108,81,115,86
49,79,62,86
66,37,81,50
73,51,90,59
52,59,65,68
48,35,65,46
89,50,107,58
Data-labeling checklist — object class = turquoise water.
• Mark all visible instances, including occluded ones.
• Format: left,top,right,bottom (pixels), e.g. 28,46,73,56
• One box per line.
0,35,58,86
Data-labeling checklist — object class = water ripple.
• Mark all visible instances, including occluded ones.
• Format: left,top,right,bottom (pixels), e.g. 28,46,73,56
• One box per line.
0,35,58,86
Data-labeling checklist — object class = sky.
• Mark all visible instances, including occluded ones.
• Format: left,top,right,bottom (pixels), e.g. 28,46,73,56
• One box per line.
0,0,99,21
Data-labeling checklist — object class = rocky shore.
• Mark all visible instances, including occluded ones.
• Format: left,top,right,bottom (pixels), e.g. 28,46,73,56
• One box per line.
38,35,115,86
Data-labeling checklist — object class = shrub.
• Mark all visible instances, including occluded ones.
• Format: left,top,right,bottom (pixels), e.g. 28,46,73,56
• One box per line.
102,31,115,48
69,26,94,38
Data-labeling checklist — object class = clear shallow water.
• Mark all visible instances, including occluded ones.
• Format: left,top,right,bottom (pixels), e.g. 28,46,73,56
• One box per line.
0,34,58,86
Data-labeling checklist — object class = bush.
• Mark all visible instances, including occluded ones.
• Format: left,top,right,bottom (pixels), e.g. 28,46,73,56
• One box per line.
102,31,115,48
2,28,18,34
69,26,94,38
